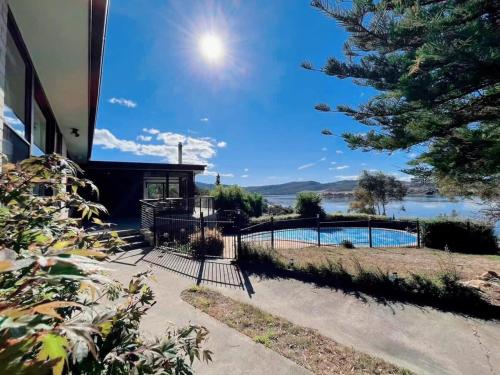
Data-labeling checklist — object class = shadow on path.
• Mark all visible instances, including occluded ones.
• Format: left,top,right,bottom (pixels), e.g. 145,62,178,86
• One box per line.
138,249,254,294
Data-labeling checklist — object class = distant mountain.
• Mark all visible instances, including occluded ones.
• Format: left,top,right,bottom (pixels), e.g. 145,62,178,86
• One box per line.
245,180,358,195
196,179,435,196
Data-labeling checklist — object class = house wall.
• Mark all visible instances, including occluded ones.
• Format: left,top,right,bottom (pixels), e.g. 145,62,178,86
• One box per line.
0,0,7,158
84,167,198,218
85,168,144,218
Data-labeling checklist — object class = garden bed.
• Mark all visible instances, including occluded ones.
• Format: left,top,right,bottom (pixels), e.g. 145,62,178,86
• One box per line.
182,287,412,375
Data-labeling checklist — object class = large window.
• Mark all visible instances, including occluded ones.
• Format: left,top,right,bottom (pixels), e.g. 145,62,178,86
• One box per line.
4,29,28,139
32,101,47,156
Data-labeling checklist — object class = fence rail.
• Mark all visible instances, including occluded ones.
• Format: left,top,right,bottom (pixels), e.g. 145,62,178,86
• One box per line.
239,216,420,250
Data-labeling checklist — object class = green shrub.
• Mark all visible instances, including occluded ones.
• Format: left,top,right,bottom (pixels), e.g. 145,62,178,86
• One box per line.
340,239,355,248
295,192,325,218
421,219,498,254
211,185,264,217
190,228,224,256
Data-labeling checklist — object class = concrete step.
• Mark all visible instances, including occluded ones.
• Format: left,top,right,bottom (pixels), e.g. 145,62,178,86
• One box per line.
119,234,144,242
119,240,150,251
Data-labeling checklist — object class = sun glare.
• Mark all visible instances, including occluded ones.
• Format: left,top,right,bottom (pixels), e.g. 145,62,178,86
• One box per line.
199,34,225,63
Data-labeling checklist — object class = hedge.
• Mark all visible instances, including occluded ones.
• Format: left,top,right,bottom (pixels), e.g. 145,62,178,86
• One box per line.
421,219,498,254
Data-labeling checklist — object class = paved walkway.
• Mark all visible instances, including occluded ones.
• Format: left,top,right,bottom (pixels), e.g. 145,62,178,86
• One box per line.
110,249,500,375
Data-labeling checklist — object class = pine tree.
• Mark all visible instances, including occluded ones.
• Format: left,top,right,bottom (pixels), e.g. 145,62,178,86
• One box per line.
304,0,500,201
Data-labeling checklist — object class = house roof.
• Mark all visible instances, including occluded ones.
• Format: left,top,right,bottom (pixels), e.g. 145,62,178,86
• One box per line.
83,160,206,173
9,0,108,163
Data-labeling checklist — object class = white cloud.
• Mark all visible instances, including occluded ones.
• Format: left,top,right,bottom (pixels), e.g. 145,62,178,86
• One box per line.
335,175,359,180
109,97,137,108
335,150,343,154
217,141,227,148
244,168,249,172
330,161,337,165
335,165,350,170
298,163,315,170
143,128,160,135
321,147,327,151
200,117,209,122
360,162,367,166
319,157,326,162
241,174,249,178
94,128,225,165
136,135,152,142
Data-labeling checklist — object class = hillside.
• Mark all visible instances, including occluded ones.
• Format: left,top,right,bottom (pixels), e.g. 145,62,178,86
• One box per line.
196,179,435,196
245,180,357,195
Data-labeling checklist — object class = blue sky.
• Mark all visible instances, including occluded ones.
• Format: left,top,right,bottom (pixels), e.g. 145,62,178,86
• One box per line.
92,0,415,186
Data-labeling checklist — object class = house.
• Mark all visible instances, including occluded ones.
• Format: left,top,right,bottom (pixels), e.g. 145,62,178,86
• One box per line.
0,0,208,219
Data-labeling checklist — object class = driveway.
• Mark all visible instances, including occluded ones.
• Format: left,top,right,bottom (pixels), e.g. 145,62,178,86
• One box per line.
110,249,500,375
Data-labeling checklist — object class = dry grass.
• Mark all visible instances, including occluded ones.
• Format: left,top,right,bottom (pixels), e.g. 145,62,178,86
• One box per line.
182,286,412,375
275,246,500,281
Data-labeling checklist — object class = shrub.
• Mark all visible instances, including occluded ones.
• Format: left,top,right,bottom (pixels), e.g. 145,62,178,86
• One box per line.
0,155,211,374
190,228,224,256
340,239,355,249
265,203,294,216
211,185,264,217
295,192,325,218
421,219,498,254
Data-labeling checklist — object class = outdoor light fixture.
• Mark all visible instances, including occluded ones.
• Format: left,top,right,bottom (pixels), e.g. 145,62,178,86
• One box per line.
71,128,80,137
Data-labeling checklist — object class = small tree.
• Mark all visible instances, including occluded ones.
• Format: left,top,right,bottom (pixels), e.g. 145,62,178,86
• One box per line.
211,185,264,217
295,192,325,217
0,155,211,374
350,171,407,215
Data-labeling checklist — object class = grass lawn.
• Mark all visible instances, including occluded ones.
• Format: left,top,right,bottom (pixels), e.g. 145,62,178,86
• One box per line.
276,246,500,281
182,286,412,375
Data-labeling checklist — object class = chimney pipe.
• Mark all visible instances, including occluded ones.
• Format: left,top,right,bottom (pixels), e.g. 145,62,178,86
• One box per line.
178,142,183,164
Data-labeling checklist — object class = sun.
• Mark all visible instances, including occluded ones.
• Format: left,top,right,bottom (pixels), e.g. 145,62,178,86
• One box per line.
199,34,225,63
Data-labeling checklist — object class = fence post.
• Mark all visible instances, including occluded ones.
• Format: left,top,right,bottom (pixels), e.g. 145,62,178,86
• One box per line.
317,214,321,247
200,212,205,256
153,207,157,247
236,209,241,260
416,219,421,248
368,217,372,248
270,216,274,250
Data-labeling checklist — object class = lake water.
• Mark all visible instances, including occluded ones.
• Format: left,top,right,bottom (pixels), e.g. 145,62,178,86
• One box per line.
264,195,500,234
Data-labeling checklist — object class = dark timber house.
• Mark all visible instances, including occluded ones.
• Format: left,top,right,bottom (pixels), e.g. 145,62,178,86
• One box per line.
0,0,207,220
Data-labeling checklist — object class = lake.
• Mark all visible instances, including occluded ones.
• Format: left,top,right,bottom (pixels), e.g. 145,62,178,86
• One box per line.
264,195,500,234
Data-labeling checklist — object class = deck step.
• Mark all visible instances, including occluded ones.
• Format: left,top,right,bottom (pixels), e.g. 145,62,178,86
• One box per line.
119,240,150,251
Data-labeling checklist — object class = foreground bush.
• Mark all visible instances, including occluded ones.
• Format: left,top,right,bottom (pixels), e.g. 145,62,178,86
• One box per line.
421,219,498,254
0,155,211,374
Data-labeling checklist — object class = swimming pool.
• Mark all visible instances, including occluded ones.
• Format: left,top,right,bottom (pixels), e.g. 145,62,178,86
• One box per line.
243,227,418,247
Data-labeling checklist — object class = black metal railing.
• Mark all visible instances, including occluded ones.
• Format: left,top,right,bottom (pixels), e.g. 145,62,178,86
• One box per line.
240,216,420,250
142,212,420,261
154,213,237,259
140,196,215,231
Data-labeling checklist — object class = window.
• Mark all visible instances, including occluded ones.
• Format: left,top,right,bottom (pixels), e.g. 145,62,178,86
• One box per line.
32,101,47,156
145,182,164,199
4,29,28,139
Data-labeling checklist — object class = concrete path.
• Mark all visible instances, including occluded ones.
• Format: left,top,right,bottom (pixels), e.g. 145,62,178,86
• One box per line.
109,249,500,375
109,249,310,375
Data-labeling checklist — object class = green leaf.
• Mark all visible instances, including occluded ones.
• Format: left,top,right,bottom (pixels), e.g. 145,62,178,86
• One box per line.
37,334,68,375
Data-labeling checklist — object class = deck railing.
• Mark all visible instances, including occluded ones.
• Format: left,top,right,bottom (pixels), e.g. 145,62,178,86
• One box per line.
140,196,215,231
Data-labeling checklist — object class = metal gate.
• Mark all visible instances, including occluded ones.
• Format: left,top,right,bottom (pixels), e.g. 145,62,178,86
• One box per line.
154,213,238,259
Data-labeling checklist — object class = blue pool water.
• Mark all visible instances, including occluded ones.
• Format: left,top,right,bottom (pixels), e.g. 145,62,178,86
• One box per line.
248,227,418,247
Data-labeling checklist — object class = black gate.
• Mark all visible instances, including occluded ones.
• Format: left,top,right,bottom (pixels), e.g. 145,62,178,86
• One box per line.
154,213,238,259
